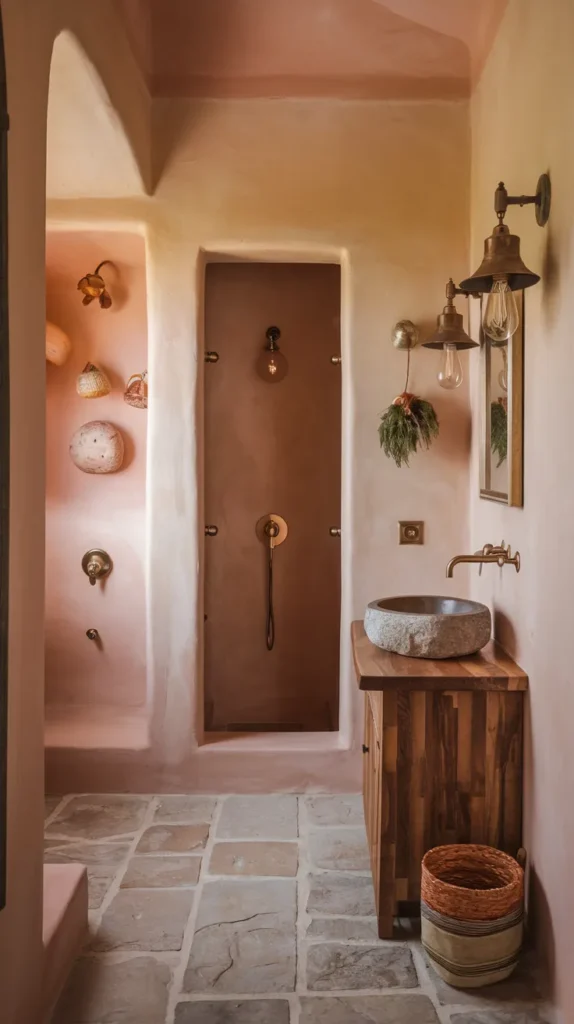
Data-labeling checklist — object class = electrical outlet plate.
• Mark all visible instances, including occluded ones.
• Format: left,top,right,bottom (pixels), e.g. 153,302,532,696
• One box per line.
399,521,424,545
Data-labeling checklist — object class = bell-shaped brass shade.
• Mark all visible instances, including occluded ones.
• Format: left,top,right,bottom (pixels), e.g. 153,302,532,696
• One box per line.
459,223,540,294
423,280,478,351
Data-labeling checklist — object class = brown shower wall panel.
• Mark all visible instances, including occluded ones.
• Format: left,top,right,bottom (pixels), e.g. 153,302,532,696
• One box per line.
204,263,341,732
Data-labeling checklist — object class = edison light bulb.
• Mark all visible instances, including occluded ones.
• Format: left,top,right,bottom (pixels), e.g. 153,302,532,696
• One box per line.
483,277,519,344
256,346,288,383
437,343,463,390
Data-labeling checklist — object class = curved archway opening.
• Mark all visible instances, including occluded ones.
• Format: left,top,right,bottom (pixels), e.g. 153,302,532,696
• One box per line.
47,30,146,199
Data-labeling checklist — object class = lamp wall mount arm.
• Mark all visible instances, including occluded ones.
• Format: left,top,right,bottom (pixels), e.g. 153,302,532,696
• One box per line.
494,174,551,228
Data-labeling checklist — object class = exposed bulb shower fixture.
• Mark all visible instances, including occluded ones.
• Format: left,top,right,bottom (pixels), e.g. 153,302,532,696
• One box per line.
459,174,551,342
256,326,288,383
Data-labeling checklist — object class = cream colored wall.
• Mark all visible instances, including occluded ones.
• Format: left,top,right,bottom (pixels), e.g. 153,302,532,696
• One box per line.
0,1,149,1020
469,1,574,1017
148,98,472,788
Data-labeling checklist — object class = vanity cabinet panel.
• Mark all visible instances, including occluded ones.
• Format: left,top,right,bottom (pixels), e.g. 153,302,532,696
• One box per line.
363,693,382,906
355,624,527,941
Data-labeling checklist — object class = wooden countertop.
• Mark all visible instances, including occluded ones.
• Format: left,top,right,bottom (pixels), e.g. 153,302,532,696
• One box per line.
352,621,528,691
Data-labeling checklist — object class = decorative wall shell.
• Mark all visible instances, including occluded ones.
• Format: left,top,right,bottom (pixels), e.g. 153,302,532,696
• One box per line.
76,363,111,399
69,420,125,474
124,371,148,409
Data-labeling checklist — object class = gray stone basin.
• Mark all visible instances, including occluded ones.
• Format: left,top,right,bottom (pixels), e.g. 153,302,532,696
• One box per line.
364,596,491,659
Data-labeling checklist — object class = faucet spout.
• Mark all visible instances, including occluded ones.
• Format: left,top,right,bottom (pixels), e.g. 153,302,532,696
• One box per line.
446,544,521,577
446,553,502,578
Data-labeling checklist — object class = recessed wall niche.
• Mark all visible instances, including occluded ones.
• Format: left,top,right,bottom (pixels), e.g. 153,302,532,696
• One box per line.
45,230,148,727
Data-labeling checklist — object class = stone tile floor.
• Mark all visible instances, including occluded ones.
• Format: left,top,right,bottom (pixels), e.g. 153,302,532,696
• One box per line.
44,794,552,1024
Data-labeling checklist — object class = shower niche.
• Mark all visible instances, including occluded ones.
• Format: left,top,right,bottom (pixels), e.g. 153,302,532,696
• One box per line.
203,262,342,733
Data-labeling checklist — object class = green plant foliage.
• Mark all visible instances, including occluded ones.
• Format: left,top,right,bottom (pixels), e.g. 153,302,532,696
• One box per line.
378,393,439,468
491,400,508,467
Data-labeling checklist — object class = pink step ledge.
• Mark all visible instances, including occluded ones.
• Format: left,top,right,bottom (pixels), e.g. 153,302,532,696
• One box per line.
42,863,88,1021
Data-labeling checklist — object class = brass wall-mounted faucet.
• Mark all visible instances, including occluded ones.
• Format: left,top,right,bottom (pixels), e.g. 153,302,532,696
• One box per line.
446,542,520,578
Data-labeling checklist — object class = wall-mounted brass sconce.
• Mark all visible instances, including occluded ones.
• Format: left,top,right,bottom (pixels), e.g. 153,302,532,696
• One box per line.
459,174,551,343
82,548,112,586
423,279,478,390
77,261,113,309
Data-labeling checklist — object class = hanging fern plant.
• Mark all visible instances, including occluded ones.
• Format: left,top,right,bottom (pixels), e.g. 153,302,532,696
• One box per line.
378,351,439,468
379,393,439,467
491,398,508,467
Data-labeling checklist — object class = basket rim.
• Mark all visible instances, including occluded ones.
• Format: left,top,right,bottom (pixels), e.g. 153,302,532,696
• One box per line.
422,844,523,897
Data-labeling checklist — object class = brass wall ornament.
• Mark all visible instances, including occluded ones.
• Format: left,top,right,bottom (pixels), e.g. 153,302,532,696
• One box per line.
391,319,419,350
77,261,113,309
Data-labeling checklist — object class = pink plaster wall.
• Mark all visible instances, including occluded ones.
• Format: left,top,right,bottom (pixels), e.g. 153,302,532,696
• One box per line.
114,0,151,85
468,1,574,1017
145,0,507,99
149,0,470,99
45,230,148,709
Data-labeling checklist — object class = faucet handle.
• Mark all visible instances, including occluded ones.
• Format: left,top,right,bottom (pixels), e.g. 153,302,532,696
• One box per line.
82,548,112,586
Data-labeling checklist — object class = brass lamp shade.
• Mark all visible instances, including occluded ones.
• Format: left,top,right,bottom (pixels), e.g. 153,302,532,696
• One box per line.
423,279,478,351
459,224,540,294
423,307,478,351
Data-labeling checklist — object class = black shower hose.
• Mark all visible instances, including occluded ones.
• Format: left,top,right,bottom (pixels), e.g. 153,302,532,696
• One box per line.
266,542,275,651
265,521,280,651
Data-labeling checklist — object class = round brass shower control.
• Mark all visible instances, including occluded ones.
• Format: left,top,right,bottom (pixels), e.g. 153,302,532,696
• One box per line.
82,548,112,586
256,514,288,547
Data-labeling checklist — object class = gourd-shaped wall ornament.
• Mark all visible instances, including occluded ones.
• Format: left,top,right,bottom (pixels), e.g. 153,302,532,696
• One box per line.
69,421,125,474
76,363,111,399
46,321,72,366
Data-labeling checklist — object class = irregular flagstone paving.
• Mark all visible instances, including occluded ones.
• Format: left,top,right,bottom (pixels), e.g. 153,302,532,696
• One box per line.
48,793,551,1024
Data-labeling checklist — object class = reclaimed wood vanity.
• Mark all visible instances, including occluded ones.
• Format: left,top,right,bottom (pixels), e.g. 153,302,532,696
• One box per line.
351,621,528,939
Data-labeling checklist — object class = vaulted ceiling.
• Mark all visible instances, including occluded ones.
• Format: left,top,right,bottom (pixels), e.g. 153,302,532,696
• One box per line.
116,0,507,99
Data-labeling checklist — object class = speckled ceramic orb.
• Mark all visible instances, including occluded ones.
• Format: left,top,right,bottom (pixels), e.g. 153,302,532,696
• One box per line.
69,421,125,474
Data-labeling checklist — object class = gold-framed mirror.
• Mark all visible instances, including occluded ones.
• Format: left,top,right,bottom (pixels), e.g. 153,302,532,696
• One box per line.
479,292,524,506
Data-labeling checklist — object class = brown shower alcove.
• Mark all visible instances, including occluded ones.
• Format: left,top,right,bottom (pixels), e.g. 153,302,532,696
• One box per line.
203,261,342,733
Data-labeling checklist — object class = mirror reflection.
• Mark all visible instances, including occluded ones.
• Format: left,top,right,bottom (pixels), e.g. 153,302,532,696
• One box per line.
480,292,523,506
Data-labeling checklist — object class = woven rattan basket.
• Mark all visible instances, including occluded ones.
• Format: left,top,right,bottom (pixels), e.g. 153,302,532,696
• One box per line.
422,844,523,922
421,844,525,989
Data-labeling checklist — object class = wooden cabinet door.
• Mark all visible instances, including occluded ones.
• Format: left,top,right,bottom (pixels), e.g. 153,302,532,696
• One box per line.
363,694,383,914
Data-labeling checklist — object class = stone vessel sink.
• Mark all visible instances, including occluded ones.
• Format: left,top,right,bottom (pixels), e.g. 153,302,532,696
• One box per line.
364,596,491,660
